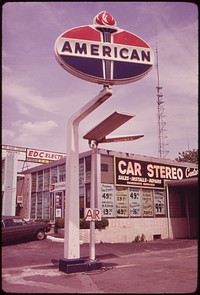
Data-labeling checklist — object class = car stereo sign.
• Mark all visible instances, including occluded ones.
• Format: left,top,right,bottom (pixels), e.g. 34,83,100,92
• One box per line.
55,11,154,85
115,157,198,189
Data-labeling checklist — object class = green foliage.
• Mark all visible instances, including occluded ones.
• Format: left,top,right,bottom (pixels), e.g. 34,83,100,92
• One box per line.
80,218,90,229
134,235,141,243
80,217,109,230
54,217,109,230
55,217,64,228
95,217,109,230
134,233,147,243
175,148,198,164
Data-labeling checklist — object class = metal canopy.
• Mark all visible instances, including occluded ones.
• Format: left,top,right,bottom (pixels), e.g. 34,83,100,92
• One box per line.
99,134,144,143
83,111,144,143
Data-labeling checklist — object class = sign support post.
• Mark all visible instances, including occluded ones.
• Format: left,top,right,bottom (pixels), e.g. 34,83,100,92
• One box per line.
63,86,112,260
89,140,98,261
55,11,154,273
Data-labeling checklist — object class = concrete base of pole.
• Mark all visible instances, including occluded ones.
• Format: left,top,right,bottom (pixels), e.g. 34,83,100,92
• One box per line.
59,258,102,273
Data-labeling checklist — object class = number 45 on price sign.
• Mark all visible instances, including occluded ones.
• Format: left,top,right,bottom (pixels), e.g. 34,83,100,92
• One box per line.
85,208,101,221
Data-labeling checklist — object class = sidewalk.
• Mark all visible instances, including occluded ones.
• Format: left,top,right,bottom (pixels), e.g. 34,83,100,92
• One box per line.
2,238,198,293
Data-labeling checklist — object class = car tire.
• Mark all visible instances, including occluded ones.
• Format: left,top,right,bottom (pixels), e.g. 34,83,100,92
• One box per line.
36,230,46,240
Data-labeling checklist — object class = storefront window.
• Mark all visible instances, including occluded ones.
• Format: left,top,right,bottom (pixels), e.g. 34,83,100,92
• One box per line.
85,156,91,172
55,192,63,218
37,171,43,192
85,183,91,208
169,188,186,217
80,196,84,218
31,193,36,219
43,191,49,219
44,169,50,191
31,173,36,192
50,192,54,221
58,164,65,182
85,157,91,183
37,192,42,218
79,159,84,186
51,167,58,183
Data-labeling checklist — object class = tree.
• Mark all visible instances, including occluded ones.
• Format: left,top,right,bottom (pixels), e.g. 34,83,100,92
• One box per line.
175,148,198,164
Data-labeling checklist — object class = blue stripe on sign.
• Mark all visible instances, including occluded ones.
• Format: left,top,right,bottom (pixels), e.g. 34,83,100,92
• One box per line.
113,62,152,79
60,56,103,78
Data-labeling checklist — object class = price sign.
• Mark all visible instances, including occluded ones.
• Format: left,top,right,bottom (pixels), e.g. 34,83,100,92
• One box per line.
116,187,128,217
101,184,115,217
154,190,165,215
129,188,141,216
142,189,154,216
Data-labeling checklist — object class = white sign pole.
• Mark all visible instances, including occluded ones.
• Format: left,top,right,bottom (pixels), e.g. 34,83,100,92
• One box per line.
89,141,98,260
64,86,112,259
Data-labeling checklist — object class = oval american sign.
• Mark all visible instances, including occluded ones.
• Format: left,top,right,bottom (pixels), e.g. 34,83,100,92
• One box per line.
55,11,154,85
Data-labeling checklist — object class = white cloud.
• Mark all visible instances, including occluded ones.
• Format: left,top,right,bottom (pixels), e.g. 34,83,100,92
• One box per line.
6,120,59,147
20,120,58,136
3,77,59,115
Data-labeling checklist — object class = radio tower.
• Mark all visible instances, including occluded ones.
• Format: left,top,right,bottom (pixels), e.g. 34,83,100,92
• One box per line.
156,45,169,158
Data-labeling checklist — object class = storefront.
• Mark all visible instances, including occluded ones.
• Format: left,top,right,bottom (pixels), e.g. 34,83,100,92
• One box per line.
18,148,198,240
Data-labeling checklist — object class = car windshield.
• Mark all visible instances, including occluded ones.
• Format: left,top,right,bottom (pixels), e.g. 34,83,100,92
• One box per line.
13,218,27,226
2,218,28,228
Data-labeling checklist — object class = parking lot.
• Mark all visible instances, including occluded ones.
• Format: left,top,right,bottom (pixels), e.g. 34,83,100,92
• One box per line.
2,237,198,293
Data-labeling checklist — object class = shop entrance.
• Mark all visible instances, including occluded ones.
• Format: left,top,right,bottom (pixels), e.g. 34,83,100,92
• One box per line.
167,177,198,239
50,191,65,222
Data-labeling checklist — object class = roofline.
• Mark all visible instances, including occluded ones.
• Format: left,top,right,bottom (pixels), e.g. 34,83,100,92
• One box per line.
165,177,198,187
20,148,198,174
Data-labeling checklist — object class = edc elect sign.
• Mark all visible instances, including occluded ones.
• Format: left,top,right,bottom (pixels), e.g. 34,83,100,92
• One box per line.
115,157,198,189
55,11,154,85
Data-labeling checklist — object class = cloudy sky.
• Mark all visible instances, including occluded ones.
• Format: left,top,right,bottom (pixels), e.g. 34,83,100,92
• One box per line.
2,2,198,161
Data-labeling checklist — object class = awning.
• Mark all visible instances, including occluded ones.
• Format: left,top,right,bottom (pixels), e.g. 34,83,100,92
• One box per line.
165,177,198,187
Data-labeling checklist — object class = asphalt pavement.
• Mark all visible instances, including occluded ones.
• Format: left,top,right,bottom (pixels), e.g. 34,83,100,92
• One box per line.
1,235,198,294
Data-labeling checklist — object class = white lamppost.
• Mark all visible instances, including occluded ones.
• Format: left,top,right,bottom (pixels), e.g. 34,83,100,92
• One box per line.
83,111,144,261
64,86,112,260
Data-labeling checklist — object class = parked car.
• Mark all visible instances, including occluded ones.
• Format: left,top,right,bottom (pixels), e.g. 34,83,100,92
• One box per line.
2,216,52,245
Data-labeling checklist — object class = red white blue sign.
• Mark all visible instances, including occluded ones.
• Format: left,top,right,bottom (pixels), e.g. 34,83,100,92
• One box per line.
55,11,154,85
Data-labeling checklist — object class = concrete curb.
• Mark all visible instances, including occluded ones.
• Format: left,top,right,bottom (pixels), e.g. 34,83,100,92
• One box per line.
47,235,83,244
47,235,64,242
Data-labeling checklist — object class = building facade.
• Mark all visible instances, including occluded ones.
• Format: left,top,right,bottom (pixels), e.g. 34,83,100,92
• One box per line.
17,148,198,241
2,144,66,217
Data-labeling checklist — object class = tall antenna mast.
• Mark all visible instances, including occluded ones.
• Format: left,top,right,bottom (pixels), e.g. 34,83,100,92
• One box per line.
156,42,169,158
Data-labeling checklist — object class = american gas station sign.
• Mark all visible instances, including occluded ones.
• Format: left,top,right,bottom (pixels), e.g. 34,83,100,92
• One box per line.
55,11,154,85
55,11,154,264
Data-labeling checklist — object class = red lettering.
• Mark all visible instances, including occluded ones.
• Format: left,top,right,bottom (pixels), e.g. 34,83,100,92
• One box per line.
94,209,100,220
28,150,33,156
85,209,93,219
